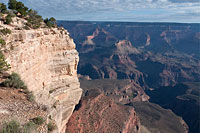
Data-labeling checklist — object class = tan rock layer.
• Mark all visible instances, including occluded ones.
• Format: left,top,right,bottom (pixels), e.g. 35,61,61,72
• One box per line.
3,27,82,133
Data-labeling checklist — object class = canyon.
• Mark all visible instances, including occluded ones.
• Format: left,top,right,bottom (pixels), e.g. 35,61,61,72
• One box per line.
59,21,199,133
59,21,200,88
0,17,198,133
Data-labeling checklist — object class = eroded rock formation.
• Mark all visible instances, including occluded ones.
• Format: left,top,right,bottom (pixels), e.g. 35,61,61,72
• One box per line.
66,93,140,133
1,21,82,132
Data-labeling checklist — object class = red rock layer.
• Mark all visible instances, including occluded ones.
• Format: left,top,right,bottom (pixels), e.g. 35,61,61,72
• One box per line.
66,93,140,133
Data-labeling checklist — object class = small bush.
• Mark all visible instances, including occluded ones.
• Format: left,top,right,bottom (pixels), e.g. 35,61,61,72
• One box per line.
26,91,35,102
0,38,6,45
23,121,37,133
1,120,21,133
0,3,7,14
0,51,10,73
8,0,17,10
26,9,43,29
0,28,12,35
8,0,28,17
31,116,45,125
44,17,57,28
7,10,16,17
5,14,13,24
47,122,56,132
2,72,27,89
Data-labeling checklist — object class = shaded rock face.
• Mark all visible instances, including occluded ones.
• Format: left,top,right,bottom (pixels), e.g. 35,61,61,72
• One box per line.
2,25,82,132
58,21,200,88
66,93,140,133
129,102,189,133
80,79,149,104
146,82,200,133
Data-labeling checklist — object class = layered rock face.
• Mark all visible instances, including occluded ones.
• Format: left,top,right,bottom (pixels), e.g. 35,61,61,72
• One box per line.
59,21,200,88
2,24,82,132
80,79,149,104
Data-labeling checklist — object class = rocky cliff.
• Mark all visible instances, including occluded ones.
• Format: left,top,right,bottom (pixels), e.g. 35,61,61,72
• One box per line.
1,18,82,133
66,93,141,133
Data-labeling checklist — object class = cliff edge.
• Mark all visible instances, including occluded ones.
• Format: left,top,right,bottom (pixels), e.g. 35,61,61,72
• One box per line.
0,17,82,133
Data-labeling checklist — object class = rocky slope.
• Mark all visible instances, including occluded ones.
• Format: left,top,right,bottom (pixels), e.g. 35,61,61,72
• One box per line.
0,87,47,132
66,78,188,133
0,18,82,133
80,78,149,104
129,102,189,133
66,93,140,133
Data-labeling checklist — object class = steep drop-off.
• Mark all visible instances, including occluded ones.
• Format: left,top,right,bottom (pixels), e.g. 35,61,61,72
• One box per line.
1,18,82,133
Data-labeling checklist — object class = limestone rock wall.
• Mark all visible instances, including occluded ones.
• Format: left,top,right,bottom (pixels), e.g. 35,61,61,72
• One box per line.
2,27,82,133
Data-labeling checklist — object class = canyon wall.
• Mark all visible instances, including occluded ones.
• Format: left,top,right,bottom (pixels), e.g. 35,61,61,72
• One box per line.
59,21,200,88
1,23,82,132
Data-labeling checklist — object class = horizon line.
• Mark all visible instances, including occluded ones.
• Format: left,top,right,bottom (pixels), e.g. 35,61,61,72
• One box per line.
57,20,200,24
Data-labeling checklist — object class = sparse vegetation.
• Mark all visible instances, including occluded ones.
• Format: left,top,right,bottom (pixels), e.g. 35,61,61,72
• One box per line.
31,116,45,125
44,17,57,28
8,0,28,17
0,28,12,35
24,89,35,102
27,92,35,102
5,14,13,24
47,122,56,132
27,9,43,29
0,51,10,73
2,72,27,89
1,119,45,133
23,25,30,30
0,3,7,14
0,38,6,46
1,120,21,133
2,0,57,29
23,121,37,133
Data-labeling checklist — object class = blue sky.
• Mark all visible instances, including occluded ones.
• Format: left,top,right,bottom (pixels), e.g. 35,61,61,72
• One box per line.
1,0,200,23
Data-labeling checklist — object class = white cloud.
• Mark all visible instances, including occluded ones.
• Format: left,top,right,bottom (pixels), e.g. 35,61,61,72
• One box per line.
1,0,200,22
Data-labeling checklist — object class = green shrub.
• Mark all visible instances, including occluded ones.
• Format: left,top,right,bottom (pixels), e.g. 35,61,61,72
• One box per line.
7,10,16,17
27,9,43,29
0,28,12,35
8,0,28,17
0,38,6,45
1,120,21,133
5,14,13,24
8,0,17,10
23,121,37,133
0,51,10,73
31,116,45,125
26,91,35,102
0,3,7,14
47,122,56,132
2,72,27,89
16,2,28,17
44,17,57,28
